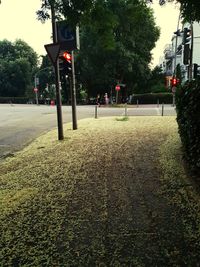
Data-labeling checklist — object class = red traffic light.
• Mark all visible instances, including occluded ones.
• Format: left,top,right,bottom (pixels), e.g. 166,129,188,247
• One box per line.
171,78,179,87
63,51,71,62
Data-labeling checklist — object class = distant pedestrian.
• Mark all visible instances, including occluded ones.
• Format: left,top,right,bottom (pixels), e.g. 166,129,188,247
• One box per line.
97,94,101,107
104,93,109,105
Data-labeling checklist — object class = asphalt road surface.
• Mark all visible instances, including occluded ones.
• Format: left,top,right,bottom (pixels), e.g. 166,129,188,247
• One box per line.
0,103,176,159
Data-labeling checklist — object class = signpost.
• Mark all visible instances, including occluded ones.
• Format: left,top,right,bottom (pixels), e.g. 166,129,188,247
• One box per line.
172,86,176,107
57,21,80,51
33,88,39,105
47,3,64,141
44,43,61,66
44,6,80,139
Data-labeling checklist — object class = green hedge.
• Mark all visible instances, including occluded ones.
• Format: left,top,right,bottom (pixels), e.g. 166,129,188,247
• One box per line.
130,93,173,104
0,97,30,104
176,80,200,173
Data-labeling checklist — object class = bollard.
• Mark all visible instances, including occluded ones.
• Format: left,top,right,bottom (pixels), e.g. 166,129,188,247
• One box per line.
95,105,98,119
157,99,159,108
172,93,175,107
137,99,139,108
162,103,164,116
125,103,128,117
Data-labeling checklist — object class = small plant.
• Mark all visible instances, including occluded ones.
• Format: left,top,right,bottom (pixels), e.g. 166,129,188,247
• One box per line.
115,116,129,121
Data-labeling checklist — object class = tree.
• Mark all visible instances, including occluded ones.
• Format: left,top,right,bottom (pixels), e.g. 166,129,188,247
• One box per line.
38,0,159,100
147,66,166,93
35,55,55,100
0,39,38,97
37,0,95,26
76,0,160,98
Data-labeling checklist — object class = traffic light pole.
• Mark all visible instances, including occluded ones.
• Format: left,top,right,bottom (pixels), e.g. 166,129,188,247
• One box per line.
188,23,194,81
173,12,181,77
70,51,77,130
50,4,64,140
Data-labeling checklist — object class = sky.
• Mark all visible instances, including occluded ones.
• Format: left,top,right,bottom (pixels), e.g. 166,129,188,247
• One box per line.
0,0,180,67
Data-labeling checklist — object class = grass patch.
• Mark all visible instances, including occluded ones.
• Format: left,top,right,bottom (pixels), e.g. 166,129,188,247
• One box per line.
1,117,200,265
115,116,129,121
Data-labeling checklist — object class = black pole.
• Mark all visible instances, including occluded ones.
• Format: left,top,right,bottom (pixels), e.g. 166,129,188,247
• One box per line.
71,51,78,130
189,23,194,81
51,4,64,140
95,105,98,119
162,103,164,116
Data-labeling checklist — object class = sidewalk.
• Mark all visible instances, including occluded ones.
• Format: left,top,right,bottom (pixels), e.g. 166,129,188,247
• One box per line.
1,117,200,266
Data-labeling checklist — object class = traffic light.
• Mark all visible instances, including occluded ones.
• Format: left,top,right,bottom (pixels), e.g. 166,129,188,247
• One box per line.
183,44,190,65
63,51,72,62
170,77,179,87
193,63,200,79
183,27,191,45
174,29,181,36
59,51,72,79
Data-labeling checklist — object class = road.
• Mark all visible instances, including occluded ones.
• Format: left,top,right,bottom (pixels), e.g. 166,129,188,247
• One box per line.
0,103,176,159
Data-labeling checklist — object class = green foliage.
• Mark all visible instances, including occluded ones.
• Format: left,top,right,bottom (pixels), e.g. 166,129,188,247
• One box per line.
35,55,55,100
38,1,160,98
38,0,94,26
130,92,173,104
176,0,200,22
79,89,88,103
148,66,166,93
76,0,160,97
116,116,129,121
176,80,200,173
150,83,166,93
0,39,38,97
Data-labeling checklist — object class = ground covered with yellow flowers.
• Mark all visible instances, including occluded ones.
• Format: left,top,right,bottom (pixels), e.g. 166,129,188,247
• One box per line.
1,116,200,266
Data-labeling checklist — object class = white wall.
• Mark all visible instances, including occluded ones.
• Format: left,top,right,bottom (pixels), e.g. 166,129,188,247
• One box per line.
193,22,200,65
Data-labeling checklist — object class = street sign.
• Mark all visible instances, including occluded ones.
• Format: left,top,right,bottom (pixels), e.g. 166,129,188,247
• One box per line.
44,43,60,66
35,77,39,85
57,21,80,51
34,88,38,93
115,85,120,91
172,86,176,93
118,83,126,87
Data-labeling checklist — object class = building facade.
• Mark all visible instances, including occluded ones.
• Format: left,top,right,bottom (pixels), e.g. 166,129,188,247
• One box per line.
160,22,200,87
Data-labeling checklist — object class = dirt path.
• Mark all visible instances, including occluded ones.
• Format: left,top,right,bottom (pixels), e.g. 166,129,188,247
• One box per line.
1,117,200,266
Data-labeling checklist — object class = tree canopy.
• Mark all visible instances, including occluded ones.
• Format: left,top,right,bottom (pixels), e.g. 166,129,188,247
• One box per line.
37,0,94,26
76,0,160,97
0,39,38,97
175,0,200,22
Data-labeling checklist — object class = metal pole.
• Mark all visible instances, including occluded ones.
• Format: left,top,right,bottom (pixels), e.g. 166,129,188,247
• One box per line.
51,4,64,140
173,12,181,77
162,103,164,116
188,23,194,81
34,75,39,105
71,51,77,130
172,93,175,107
95,105,98,119
116,90,118,104
125,103,127,116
